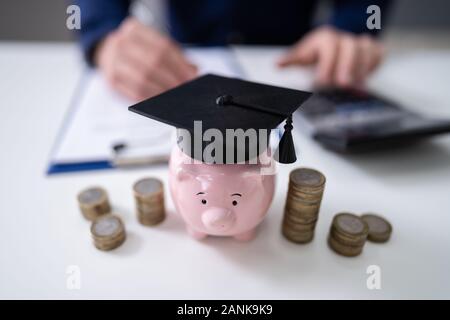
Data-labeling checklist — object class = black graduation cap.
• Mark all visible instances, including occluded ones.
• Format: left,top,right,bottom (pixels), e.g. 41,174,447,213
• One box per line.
128,74,312,164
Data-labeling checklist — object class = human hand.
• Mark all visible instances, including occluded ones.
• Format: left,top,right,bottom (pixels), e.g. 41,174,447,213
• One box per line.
95,17,197,101
278,26,384,88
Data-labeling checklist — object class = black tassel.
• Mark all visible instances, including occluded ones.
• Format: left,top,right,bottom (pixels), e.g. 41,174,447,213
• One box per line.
215,94,297,163
274,115,297,164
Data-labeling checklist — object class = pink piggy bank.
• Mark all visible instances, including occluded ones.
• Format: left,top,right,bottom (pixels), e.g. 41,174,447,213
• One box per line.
169,146,275,241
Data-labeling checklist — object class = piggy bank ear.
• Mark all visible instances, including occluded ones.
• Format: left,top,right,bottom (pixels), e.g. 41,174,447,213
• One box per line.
176,167,194,182
242,171,265,192
244,168,266,182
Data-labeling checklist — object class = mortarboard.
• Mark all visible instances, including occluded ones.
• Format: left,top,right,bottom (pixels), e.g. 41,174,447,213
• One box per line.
129,74,312,164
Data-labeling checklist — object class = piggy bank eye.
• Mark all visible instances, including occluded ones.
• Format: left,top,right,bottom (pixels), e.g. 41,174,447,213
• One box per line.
201,199,207,205
232,200,238,206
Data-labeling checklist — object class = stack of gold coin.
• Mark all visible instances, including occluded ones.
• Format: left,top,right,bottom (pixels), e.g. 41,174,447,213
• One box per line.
91,214,126,251
133,177,165,226
77,187,111,221
328,213,369,257
282,168,326,243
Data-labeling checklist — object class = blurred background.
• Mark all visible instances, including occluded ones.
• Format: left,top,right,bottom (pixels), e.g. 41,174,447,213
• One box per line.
1,0,450,44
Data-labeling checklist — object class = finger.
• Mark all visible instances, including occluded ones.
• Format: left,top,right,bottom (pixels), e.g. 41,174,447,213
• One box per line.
133,28,197,82
119,17,160,46
112,80,144,102
163,44,198,82
356,36,374,82
188,62,198,71
277,46,301,67
335,36,359,87
104,60,146,101
358,36,385,83
368,39,384,72
278,40,317,67
113,59,163,100
315,38,338,87
127,19,165,47
122,37,181,89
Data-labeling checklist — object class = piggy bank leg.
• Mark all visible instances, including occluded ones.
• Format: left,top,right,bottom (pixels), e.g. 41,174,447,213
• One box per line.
186,226,207,240
234,228,257,242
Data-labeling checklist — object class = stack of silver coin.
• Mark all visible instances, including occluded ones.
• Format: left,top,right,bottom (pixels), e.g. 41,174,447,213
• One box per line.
77,187,111,221
133,177,165,226
91,214,126,251
282,168,326,243
328,213,369,257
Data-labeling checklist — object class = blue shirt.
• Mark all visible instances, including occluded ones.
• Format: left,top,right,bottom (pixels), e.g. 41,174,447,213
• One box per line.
75,0,391,65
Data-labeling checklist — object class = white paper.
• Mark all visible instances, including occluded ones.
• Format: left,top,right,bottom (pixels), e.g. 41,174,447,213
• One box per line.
232,46,314,91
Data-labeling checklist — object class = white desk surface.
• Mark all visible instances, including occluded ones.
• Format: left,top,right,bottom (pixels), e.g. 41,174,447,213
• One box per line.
1,41,450,299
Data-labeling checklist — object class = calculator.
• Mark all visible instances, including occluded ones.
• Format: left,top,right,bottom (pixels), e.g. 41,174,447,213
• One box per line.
297,88,450,152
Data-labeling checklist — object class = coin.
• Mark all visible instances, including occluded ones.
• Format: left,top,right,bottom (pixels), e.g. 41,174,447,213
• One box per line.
91,214,126,251
137,210,165,225
133,177,165,226
284,210,318,224
328,235,364,257
92,216,120,237
333,213,368,237
134,178,163,197
282,219,316,232
282,167,326,244
290,168,326,188
286,203,322,217
330,227,366,246
328,212,369,257
282,227,314,243
361,213,392,243
77,187,111,221
137,201,164,212
79,188,103,204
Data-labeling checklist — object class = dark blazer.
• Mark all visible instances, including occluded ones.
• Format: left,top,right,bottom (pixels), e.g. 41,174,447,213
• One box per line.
75,0,391,65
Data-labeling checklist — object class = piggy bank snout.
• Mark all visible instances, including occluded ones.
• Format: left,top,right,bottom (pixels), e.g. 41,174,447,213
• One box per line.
201,207,235,232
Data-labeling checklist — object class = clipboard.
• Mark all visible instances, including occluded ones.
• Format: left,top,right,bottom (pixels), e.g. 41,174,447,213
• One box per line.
46,48,242,175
